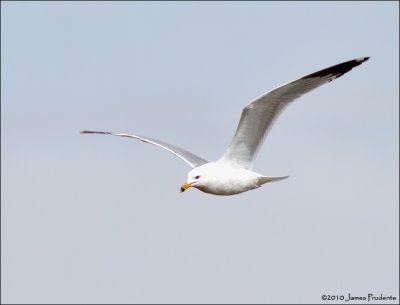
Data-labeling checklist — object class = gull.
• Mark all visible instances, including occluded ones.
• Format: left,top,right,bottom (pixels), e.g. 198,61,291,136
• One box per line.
82,57,369,196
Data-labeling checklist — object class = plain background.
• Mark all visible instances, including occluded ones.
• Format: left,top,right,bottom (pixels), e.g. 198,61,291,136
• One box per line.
2,1,399,304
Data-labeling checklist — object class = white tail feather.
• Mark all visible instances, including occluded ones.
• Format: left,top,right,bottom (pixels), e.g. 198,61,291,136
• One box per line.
259,176,289,185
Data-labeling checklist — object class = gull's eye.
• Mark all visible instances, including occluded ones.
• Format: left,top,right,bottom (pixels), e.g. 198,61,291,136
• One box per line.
194,175,201,179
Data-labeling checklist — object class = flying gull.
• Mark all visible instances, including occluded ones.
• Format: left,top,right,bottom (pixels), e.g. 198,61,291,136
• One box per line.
82,57,369,196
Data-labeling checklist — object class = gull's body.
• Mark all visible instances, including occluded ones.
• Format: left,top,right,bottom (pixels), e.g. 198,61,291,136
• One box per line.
82,57,369,196
185,162,288,195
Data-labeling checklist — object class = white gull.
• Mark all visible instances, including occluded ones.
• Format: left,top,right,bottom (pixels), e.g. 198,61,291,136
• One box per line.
82,57,369,196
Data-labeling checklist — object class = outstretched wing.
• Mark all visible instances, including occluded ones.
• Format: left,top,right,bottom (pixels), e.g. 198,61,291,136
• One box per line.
219,57,369,169
81,131,209,168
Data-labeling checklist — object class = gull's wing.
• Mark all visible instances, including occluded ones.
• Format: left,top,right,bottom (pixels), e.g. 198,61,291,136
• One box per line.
219,57,369,169
81,131,209,168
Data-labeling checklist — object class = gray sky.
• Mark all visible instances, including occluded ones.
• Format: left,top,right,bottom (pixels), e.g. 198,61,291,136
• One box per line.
1,1,399,304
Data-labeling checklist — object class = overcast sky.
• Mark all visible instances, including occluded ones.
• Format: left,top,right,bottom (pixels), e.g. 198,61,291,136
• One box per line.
2,1,399,304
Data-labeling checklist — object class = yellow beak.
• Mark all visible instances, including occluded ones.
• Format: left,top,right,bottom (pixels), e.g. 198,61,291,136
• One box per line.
180,182,193,193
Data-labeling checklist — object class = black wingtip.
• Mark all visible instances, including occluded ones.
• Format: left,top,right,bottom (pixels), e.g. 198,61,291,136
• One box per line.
356,56,370,63
302,56,370,80
80,130,112,135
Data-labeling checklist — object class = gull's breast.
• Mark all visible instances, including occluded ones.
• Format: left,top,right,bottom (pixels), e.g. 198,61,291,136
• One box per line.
198,169,261,196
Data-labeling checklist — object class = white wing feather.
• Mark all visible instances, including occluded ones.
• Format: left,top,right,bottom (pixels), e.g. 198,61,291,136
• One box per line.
219,57,369,169
81,131,209,168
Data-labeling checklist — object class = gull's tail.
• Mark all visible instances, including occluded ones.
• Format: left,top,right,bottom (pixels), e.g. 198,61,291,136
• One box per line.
259,176,289,185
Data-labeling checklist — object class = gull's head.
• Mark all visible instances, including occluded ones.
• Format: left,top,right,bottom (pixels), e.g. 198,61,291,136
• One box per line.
180,173,203,193
180,168,207,193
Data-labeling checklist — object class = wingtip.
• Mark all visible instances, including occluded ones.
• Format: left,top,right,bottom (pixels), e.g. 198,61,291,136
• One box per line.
81,130,96,134
357,56,370,63
301,56,370,80
80,130,112,135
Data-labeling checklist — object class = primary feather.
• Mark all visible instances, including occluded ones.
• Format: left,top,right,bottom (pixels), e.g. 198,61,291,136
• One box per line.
80,131,209,168
219,57,369,169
